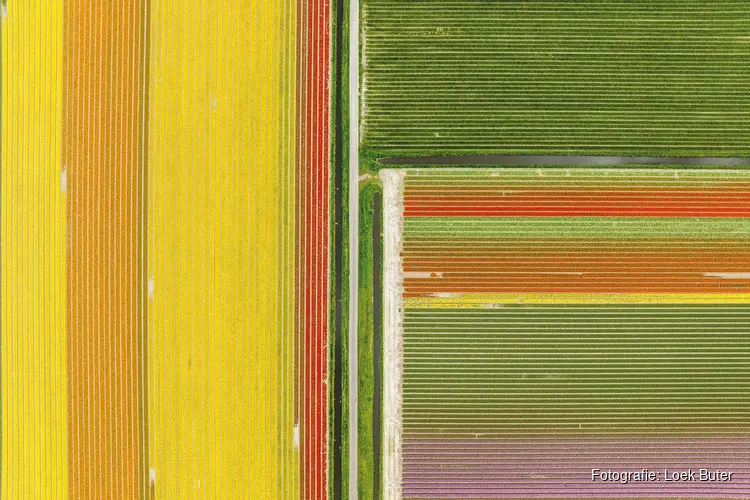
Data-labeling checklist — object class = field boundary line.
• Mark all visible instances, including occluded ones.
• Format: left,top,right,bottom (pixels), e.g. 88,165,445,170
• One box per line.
379,155,750,166
380,169,405,500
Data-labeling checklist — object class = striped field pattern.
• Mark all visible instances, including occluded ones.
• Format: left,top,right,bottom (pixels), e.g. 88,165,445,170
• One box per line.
298,0,332,496
1,2,68,497
146,1,299,497
383,169,750,499
1,1,331,498
362,0,750,156
63,1,149,497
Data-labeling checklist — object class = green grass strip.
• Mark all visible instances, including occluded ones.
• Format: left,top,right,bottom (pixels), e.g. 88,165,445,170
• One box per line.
403,217,750,239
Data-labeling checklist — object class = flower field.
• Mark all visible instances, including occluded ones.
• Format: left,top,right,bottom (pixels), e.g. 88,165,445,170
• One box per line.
382,168,750,499
1,1,331,498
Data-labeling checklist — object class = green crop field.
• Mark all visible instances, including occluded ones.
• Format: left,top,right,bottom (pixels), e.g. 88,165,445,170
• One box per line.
362,0,750,157
404,306,750,437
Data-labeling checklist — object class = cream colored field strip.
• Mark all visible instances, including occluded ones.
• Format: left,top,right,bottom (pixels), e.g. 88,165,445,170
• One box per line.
381,170,405,500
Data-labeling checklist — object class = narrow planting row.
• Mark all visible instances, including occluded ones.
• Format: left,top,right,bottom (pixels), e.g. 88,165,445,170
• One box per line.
298,0,332,498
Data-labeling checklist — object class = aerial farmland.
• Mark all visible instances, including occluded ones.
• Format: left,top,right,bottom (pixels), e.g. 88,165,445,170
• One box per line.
358,1,750,500
1,0,749,499
2,1,332,499
377,168,750,499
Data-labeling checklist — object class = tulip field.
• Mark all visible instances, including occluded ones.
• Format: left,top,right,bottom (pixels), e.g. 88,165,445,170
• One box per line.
381,168,750,499
2,1,331,499
4,0,750,499
361,1,750,499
